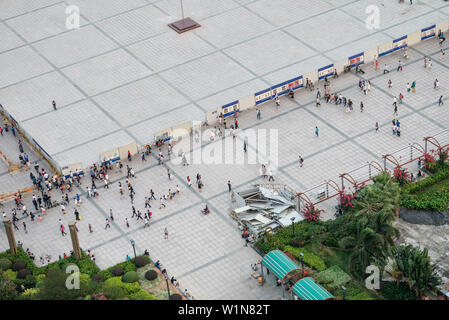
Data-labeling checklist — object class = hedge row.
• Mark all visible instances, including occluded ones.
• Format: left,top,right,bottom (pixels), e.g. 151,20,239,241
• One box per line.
401,167,449,195
283,245,327,272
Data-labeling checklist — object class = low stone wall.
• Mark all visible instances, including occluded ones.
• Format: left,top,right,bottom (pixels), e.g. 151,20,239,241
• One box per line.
399,208,449,226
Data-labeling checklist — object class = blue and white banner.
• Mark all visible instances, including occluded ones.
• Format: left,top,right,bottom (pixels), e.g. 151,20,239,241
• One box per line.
392,35,407,51
255,88,273,105
221,100,239,118
421,25,436,40
348,52,364,68
318,64,334,80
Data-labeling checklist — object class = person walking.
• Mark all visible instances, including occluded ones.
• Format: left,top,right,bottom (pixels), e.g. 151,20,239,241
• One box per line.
159,197,166,209
298,156,304,167
74,209,80,221
256,108,261,120
52,100,57,110
89,223,93,233
375,122,379,132
109,209,114,221
315,126,319,137
125,218,130,228
439,95,444,106
105,219,111,229
268,169,274,182
360,101,364,112
164,227,168,240
23,221,28,234
60,224,67,236
411,80,416,93
397,60,403,72
143,217,150,228
227,180,232,192
383,64,389,74
316,97,321,107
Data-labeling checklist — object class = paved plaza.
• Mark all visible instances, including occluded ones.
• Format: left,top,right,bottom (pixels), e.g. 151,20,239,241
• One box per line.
1,0,449,168
1,0,449,300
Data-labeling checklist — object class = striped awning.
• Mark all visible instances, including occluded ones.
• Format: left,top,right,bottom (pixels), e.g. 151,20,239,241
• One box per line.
292,277,334,300
261,250,300,281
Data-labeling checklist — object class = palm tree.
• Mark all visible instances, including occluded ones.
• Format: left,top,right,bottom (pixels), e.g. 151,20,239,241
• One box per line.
392,245,441,298
349,227,385,275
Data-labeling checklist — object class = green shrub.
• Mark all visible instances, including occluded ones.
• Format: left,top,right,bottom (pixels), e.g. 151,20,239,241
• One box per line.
283,245,327,271
4,269,17,280
12,261,26,271
20,288,40,300
0,272,17,300
45,269,61,278
379,281,417,300
105,277,140,296
322,234,339,248
128,289,157,300
402,167,449,194
23,274,37,289
401,191,449,211
36,274,46,281
348,292,373,300
145,270,158,281
170,293,183,300
134,256,150,268
122,271,139,283
0,258,12,270
317,265,352,289
103,286,126,300
338,236,356,249
17,269,32,279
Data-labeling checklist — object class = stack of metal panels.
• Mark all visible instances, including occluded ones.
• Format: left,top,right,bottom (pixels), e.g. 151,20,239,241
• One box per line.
231,185,304,239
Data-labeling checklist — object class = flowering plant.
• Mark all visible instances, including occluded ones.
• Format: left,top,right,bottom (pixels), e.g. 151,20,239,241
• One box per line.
301,203,323,222
393,166,410,186
423,152,437,172
338,186,355,208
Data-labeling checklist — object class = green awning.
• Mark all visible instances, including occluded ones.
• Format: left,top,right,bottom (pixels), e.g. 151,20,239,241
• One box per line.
292,277,334,300
261,250,301,281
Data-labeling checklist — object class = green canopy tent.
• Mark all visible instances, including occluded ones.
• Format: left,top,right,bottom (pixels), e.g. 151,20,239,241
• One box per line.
291,277,334,300
261,250,302,282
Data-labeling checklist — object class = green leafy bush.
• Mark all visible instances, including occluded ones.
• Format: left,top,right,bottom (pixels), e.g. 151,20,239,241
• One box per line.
0,258,12,270
317,265,351,289
128,289,157,300
283,245,326,271
17,269,32,279
402,167,449,194
122,271,139,283
322,234,339,248
12,261,26,271
401,191,449,211
145,270,158,281
23,274,37,288
348,292,373,300
105,277,140,296
379,281,417,300
4,269,17,280
103,286,125,300
338,236,356,249
20,288,40,300
0,272,17,300
134,256,150,268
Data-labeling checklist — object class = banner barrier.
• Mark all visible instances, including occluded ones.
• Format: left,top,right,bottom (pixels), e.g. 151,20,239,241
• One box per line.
348,52,364,68
61,162,83,178
100,148,120,164
221,100,239,118
378,40,393,57
421,24,436,40
392,35,408,52
255,87,273,105
318,64,334,80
